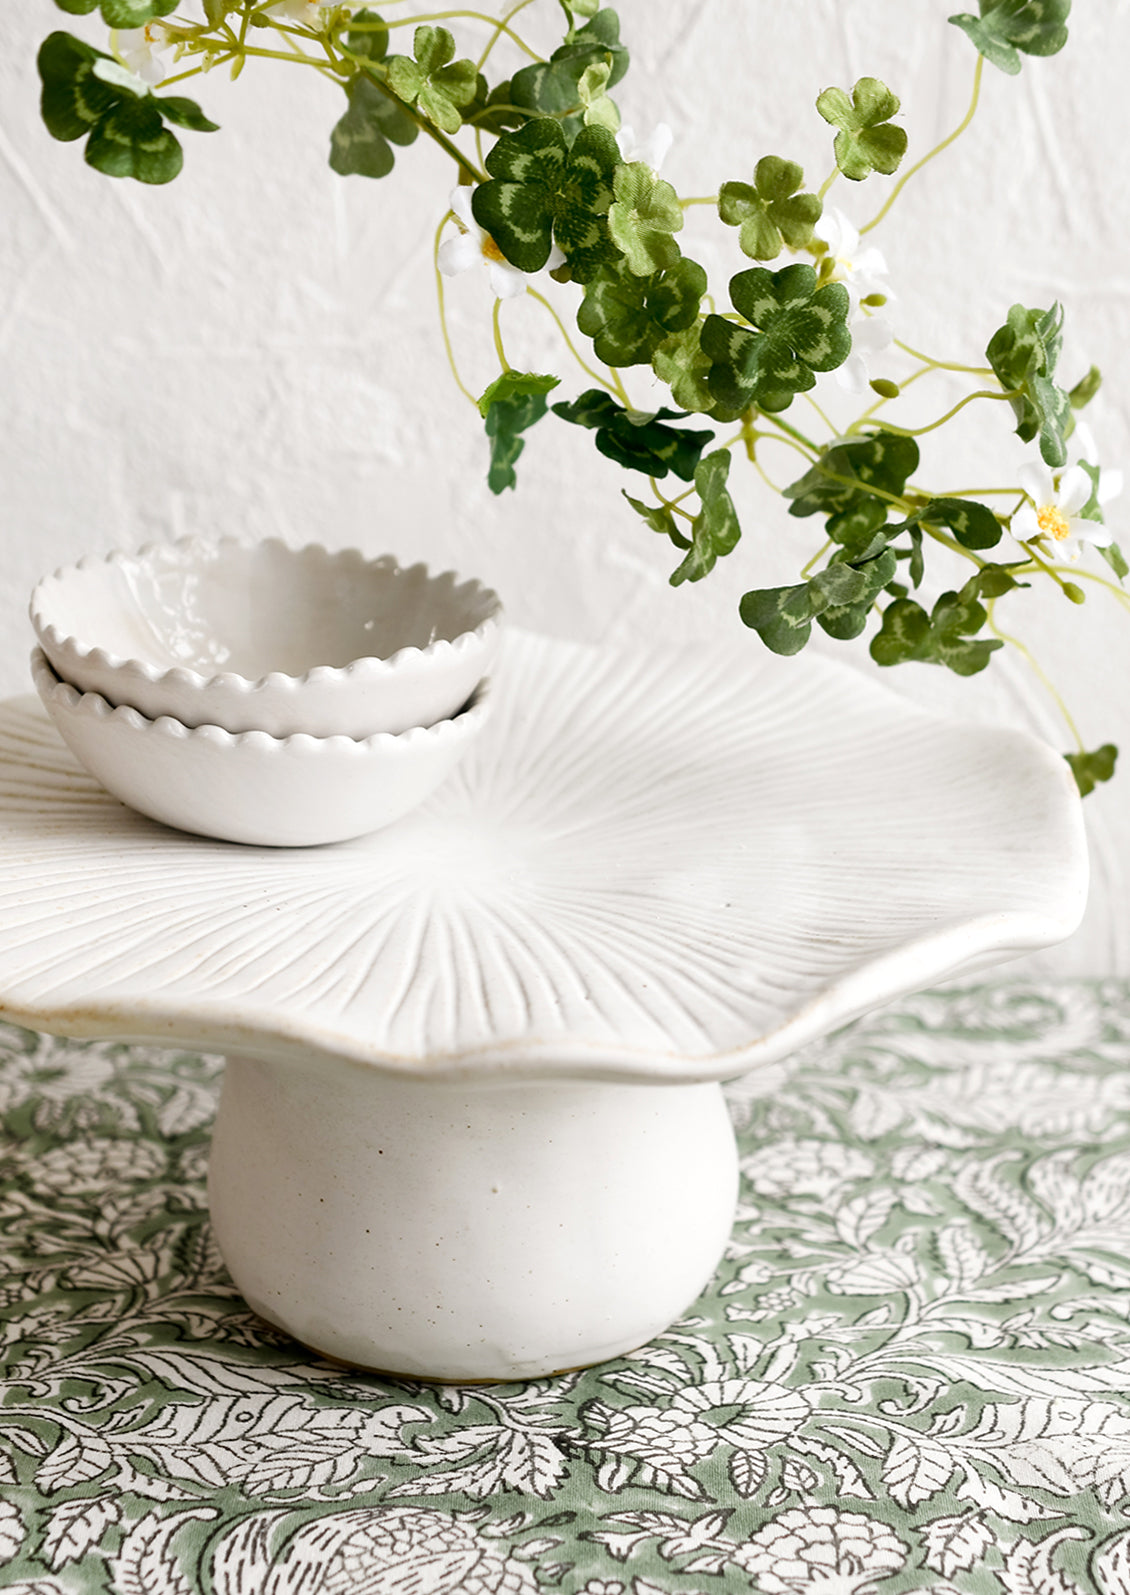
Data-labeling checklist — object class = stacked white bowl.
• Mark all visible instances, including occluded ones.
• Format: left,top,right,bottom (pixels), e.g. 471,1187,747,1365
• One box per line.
29,539,500,846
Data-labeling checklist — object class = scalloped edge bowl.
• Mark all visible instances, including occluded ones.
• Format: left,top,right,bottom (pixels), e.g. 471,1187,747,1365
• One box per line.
30,538,502,738
31,649,491,847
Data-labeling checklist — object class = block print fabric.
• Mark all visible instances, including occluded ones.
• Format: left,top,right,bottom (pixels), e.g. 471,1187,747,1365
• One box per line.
2,982,1130,1593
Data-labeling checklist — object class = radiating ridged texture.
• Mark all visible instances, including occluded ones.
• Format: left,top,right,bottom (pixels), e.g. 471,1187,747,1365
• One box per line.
0,631,1088,1082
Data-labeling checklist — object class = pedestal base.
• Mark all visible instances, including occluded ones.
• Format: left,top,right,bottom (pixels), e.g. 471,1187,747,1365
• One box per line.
208,1056,739,1381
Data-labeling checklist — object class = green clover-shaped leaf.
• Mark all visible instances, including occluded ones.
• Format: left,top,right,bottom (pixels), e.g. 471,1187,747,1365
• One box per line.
702,263,851,417
986,301,1071,466
622,492,691,551
38,31,216,184
511,8,628,132
577,256,705,366
814,549,899,640
652,324,715,414
870,574,1002,676
718,157,822,261
1069,365,1101,410
329,71,418,179
386,25,477,135
473,119,619,282
608,163,683,275
1065,743,1117,797
785,431,920,519
816,77,908,182
478,371,560,494
558,0,601,24
338,8,389,62
739,547,895,654
669,450,741,585
55,0,177,24
461,76,529,137
552,389,713,481
896,496,1003,551
949,0,1070,74
577,60,619,130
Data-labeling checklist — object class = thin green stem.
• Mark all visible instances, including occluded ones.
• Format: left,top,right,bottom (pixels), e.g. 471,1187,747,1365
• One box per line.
433,216,479,406
986,600,1085,752
924,485,1023,499
816,166,839,201
371,8,540,59
649,480,694,523
801,390,837,437
1019,537,1094,599
894,338,994,378
861,55,984,236
765,412,820,454
751,429,819,463
344,55,487,182
524,288,618,393
679,196,719,209
227,43,337,76
801,539,834,578
1051,565,1130,612
156,61,212,88
491,297,509,372
852,388,1017,440
919,522,986,568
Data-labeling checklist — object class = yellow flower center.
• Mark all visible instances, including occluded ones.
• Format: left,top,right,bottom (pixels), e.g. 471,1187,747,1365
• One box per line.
1037,504,1071,541
480,233,506,265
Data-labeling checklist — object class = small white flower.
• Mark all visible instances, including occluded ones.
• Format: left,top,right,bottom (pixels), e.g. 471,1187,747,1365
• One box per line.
615,122,673,172
438,186,564,300
837,313,893,394
815,206,891,308
1013,459,1113,562
116,22,174,85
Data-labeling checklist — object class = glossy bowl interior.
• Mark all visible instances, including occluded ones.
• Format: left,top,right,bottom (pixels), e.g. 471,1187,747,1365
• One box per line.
30,539,502,738
31,648,491,848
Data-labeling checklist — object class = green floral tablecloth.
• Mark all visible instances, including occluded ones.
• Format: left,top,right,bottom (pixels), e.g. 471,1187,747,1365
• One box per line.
4,982,1130,1594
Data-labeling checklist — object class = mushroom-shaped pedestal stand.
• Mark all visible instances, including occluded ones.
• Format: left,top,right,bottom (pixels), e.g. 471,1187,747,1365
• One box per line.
0,631,1087,1380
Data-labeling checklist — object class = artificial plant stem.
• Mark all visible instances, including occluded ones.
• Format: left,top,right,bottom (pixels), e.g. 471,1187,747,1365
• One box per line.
801,391,837,436
469,0,539,69
384,9,540,59
858,388,1018,440
524,289,617,392
894,338,995,377
754,430,818,463
491,298,510,371
158,62,212,89
433,221,479,406
919,523,986,568
1021,538,1090,598
650,481,694,521
351,60,487,182
1053,566,1130,612
861,55,984,237
986,600,1085,751
766,412,819,453
801,539,834,577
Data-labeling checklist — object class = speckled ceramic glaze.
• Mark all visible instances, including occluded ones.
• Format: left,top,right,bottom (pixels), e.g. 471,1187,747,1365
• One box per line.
30,538,502,737
0,629,1090,1378
31,648,490,847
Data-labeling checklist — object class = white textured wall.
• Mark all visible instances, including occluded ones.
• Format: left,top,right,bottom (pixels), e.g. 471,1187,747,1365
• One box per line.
1,2,1127,971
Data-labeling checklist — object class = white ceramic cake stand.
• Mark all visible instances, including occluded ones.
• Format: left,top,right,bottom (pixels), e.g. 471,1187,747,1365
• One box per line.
0,630,1088,1381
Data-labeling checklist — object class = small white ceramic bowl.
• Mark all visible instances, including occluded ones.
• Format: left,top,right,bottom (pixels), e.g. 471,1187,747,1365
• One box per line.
30,539,502,739
31,649,490,847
